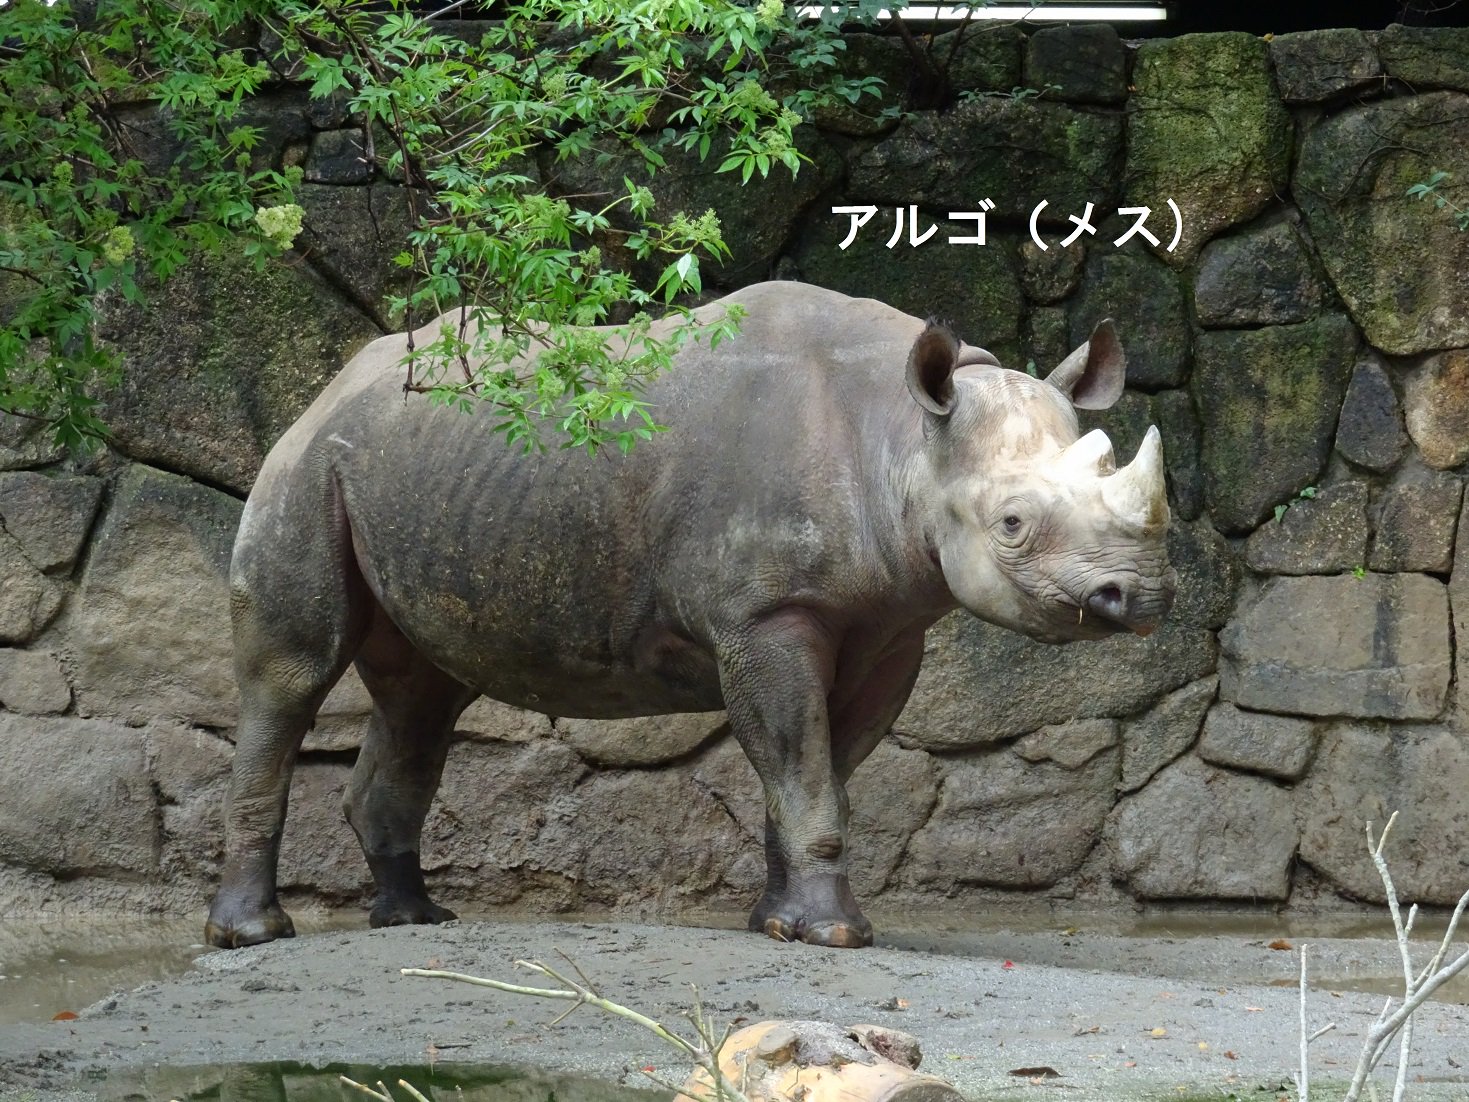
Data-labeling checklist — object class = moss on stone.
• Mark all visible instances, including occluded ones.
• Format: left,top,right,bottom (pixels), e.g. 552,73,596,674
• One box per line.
1125,33,1290,266
93,250,381,493
1294,91,1469,355
1193,313,1359,534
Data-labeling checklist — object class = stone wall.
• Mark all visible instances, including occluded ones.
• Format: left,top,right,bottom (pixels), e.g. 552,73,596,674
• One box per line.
3,24,1469,922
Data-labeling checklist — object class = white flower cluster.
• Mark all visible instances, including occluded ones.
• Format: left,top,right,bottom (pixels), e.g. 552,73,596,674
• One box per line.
253,204,304,250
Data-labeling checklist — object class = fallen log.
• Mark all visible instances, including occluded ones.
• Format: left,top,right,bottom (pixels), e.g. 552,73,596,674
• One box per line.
676,1020,964,1102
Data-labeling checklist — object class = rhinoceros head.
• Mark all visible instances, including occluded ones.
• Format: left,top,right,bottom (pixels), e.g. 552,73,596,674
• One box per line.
906,319,1176,644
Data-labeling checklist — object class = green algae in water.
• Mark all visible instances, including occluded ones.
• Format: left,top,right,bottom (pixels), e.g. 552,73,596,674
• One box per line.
89,1061,662,1102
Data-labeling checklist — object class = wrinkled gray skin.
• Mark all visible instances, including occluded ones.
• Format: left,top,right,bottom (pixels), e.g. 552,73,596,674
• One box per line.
205,282,1175,951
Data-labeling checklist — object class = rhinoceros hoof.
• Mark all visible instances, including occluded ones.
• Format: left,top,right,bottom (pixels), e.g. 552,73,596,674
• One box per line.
369,898,457,928
762,916,873,949
204,901,297,949
750,877,874,948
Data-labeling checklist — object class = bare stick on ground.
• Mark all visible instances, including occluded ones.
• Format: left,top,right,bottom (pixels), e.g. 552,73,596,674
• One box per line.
1298,812,1469,1102
402,957,751,1102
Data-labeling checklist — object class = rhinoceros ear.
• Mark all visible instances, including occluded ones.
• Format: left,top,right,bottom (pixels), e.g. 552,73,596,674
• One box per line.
1046,318,1126,411
906,321,961,418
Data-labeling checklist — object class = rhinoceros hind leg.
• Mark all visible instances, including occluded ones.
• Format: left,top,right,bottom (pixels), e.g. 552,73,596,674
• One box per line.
345,614,477,929
207,668,359,949
207,469,379,950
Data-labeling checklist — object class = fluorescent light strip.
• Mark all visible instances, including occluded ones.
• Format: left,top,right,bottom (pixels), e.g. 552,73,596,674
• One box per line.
797,5,1168,20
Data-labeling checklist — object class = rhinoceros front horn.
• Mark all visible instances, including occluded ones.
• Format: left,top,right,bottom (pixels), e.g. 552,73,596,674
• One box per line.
1101,425,1169,530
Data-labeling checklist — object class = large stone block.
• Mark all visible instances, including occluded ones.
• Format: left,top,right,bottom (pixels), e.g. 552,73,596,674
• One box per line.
555,712,726,767
1403,347,1469,470
298,184,414,330
1454,495,1469,722
1125,33,1290,265
849,99,1124,225
420,738,590,908
149,723,233,887
276,759,369,900
68,464,242,727
94,251,381,494
845,738,939,898
1336,355,1408,473
1369,463,1463,574
904,736,1118,890
0,412,63,473
1378,25,1469,93
1219,573,1451,720
1243,481,1369,576
1197,702,1317,781
1268,29,1381,103
1024,24,1126,105
304,128,371,184
0,647,71,714
1193,219,1325,328
1193,315,1358,534
1296,92,1469,356
457,696,555,744
1068,251,1190,389
544,759,753,906
0,472,103,574
793,218,1024,367
1118,675,1217,793
1297,723,1469,906
935,24,1025,95
421,736,757,910
1105,754,1297,900
0,530,62,645
0,713,159,877
1018,239,1084,305
1152,389,1205,522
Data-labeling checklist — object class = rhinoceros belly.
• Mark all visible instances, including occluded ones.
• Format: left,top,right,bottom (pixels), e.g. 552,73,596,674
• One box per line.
326,398,724,718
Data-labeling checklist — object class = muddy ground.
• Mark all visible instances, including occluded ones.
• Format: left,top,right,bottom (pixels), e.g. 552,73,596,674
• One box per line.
1,915,1466,1101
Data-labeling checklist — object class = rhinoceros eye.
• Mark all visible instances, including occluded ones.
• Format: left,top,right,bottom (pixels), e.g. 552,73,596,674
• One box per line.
1002,514,1023,536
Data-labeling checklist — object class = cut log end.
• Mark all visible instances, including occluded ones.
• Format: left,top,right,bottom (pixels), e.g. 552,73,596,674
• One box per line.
676,1021,963,1102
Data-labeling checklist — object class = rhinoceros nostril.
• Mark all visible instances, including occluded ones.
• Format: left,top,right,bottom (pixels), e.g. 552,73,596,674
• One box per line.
1088,584,1126,620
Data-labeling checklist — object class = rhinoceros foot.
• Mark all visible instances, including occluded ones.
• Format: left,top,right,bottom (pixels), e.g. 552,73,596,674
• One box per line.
204,897,296,949
749,873,874,948
369,898,457,928
364,851,457,929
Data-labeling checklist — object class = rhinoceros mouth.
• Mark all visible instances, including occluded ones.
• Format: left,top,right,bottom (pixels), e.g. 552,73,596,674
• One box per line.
1053,596,1154,640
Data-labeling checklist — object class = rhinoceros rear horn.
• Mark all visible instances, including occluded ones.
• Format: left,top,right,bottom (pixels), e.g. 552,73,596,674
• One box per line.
1047,319,1126,411
1102,424,1169,530
906,321,960,417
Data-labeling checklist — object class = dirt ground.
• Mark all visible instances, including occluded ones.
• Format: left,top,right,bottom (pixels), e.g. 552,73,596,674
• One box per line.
1,915,1466,1102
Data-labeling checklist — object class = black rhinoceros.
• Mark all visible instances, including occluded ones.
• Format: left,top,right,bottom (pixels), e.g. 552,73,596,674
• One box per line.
205,281,1175,950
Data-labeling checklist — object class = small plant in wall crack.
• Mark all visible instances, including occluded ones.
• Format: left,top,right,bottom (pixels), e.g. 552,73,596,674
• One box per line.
1272,485,1318,524
1406,170,1469,232
1294,811,1469,1102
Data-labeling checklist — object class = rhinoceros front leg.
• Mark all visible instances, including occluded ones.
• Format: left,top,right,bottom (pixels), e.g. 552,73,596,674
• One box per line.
744,628,927,949
718,610,870,948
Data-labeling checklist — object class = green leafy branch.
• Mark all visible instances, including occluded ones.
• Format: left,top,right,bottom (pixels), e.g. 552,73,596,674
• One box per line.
0,0,887,454
0,0,303,447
